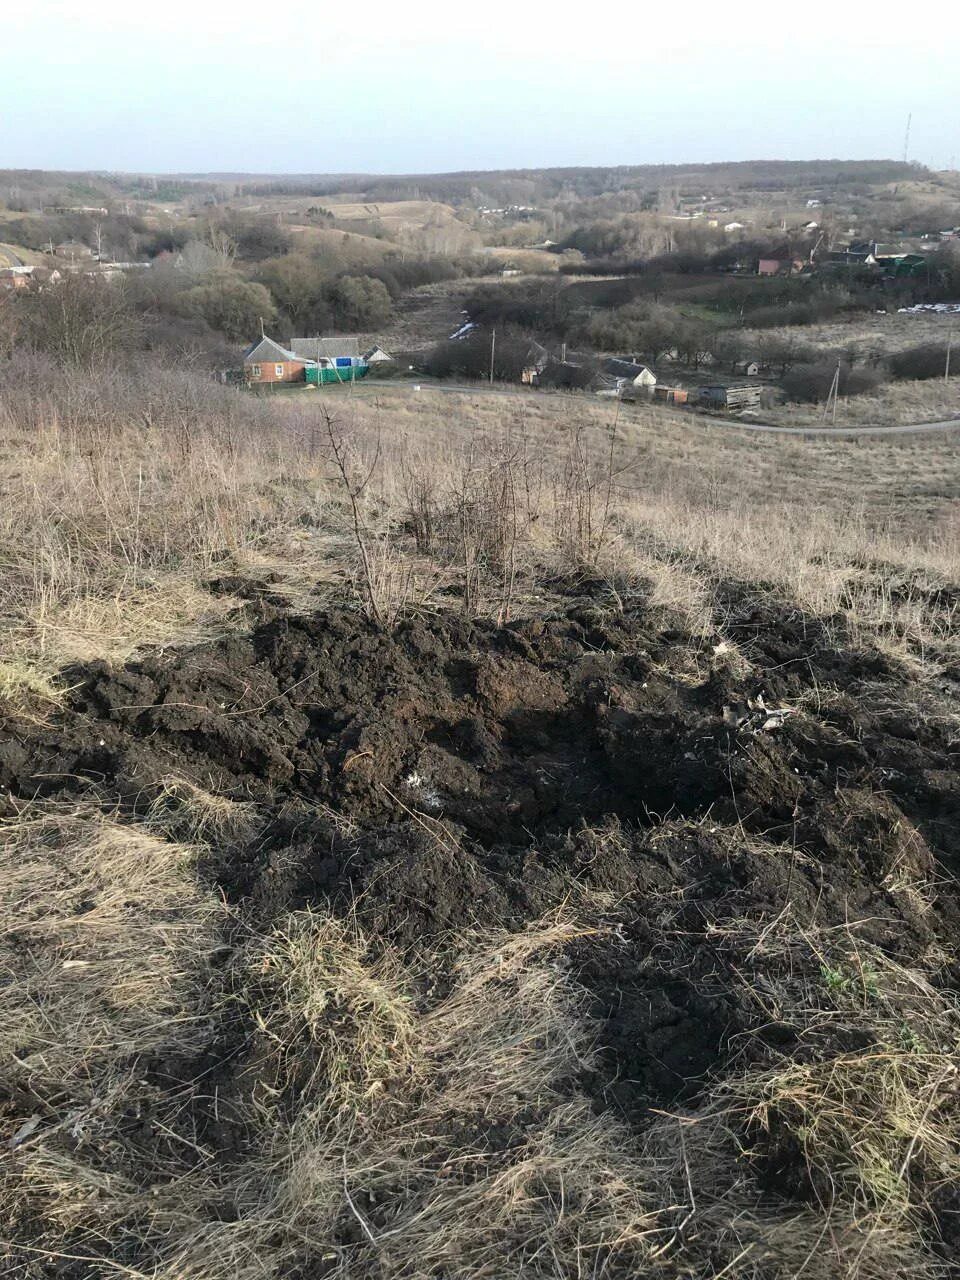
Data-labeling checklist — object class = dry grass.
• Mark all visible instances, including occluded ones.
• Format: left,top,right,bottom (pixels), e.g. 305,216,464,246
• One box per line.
1,364,958,685
146,775,267,849
0,362,333,677
739,310,959,361
141,907,661,1280
0,812,229,1272
5,813,957,1280
0,658,65,718
0,807,226,1095
761,376,959,429
2,857,665,1279
0,356,957,698
640,902,960,1280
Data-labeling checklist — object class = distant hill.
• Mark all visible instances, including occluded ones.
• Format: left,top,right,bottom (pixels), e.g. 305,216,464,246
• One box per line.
0,160,937,214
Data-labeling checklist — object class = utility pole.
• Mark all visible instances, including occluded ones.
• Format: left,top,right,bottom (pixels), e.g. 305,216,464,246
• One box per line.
821,361,841,424
902,112,912,164
946,330,953,383
833,361,840,425
489,327,496,385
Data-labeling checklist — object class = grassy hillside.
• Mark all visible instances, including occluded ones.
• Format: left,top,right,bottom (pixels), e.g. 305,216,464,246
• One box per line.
1,353,959,1280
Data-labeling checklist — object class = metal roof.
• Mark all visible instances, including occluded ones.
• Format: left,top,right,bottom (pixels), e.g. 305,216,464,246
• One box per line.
242,336,302,364
604,358,654,379
289,336,363,361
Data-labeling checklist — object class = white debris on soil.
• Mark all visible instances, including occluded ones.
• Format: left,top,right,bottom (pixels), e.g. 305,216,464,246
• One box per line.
723,694,796,733
404,771,443,812
448,322,477,340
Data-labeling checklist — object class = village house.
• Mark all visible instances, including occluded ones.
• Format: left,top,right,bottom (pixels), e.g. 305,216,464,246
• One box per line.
828,243,875,266
757,251,804,276
0,266,33,291
871,243,910,264
733,359,760,377
289,336,365,366
363,345,393,364
30,266,62,288
603,358,657,397
289,336,373,384
829,240,923,272
242,336,309,384
47,205,109,216
54,241,95,264
240,335,388,387
521,341,549,385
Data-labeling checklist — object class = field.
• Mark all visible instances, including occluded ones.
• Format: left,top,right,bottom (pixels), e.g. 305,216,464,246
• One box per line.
739,309,960,360
287,223,398,266
2,354,960,1279
479,246,561,272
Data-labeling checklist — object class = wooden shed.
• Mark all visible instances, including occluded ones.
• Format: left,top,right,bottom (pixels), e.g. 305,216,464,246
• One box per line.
698,385,762,411
653,385,689,405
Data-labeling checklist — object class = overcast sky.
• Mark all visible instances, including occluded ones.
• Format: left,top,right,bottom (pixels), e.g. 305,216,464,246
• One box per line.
3,1,958,174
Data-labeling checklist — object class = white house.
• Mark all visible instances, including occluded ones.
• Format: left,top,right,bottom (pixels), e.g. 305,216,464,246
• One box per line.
604,359,658,396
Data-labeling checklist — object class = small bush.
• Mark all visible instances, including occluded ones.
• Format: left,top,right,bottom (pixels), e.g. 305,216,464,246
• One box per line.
782,359,887,403
889,344,952,381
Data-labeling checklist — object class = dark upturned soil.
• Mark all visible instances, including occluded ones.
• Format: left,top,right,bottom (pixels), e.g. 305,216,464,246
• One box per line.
3,578,959,1123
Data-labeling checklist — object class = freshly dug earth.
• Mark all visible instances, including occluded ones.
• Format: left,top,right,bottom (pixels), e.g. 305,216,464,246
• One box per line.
2,579,960,1276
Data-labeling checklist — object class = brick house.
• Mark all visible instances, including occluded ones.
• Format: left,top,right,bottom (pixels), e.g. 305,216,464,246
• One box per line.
242,336,308,384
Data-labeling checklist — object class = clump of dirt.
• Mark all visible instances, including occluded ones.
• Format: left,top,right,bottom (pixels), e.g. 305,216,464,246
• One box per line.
3,583,957,886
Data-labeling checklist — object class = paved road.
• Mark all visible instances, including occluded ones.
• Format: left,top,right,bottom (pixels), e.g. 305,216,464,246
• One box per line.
358,380,960,438
0,244,26,268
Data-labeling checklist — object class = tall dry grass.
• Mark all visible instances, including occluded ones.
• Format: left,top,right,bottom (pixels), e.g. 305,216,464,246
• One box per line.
1,359,958,708
0,358,333,699
0,809,663,1280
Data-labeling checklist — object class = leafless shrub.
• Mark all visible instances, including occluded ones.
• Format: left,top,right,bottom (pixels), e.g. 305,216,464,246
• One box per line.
400,445,440,554
553,421,620,570
323,410,439,626
393,431,544,621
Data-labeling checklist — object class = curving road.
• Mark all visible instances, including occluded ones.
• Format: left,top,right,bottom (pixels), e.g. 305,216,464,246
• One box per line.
357,380,960,438
0,244,26,268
